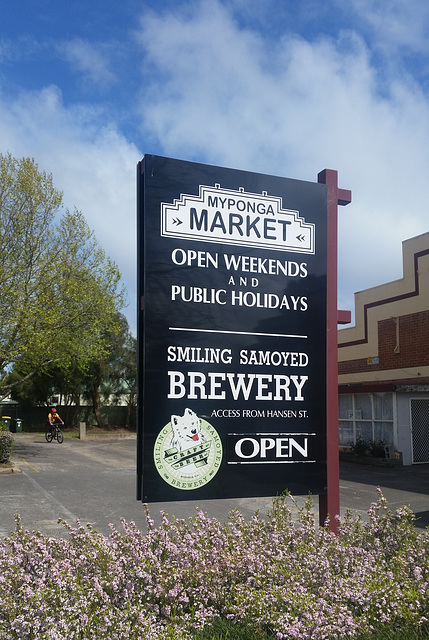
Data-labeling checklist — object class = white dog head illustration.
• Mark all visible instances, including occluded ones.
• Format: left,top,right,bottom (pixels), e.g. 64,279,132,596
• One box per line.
170,408,205,452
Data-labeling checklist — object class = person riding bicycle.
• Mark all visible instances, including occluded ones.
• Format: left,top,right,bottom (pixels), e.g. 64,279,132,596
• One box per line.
47,408,64,434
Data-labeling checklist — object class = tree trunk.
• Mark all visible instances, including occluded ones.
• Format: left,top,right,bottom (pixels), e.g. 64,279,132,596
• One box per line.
90,365,104,429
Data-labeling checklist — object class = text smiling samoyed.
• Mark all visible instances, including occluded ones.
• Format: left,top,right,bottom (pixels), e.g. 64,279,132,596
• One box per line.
170,408,206,452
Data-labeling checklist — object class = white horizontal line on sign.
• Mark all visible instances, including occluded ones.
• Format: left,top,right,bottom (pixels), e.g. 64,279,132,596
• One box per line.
228,432,317,436
227,460,317,465
169,327,308,339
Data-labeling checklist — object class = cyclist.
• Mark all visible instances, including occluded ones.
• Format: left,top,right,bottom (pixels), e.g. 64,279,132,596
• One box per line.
47,408,64,435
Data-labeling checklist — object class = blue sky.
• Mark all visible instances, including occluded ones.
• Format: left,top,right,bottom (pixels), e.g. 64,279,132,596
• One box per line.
2,0,429,333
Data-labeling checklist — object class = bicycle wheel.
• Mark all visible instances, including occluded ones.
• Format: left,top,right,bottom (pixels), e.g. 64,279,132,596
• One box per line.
56,429,64,444
45,430,53,443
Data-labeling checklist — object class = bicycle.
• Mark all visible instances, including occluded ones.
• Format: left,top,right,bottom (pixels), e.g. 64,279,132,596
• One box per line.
45,422,64,444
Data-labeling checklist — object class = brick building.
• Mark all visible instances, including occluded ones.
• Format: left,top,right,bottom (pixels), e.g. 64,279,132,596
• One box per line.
338,232,429,465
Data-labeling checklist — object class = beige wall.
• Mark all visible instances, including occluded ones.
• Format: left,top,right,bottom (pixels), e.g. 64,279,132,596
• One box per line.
338,232,429,385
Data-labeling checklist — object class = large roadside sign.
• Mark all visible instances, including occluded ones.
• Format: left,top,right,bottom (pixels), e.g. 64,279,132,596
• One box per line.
137,155,328,502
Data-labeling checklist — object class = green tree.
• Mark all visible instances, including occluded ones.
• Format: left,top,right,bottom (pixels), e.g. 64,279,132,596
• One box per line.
81,313,136,429
7,360,84,413
0,152,126,399
100,313,137,429
10,313,137,430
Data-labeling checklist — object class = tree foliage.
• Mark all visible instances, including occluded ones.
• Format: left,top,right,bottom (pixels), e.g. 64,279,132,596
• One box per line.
9,313,136,429
83,312,137,429
0,152,126,398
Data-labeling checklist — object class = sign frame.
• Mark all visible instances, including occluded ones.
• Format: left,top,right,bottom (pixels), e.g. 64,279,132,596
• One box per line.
137,155,350,529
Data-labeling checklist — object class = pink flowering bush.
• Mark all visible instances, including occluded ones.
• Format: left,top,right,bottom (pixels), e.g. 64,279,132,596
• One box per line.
0,490,428,639
0,431,13,462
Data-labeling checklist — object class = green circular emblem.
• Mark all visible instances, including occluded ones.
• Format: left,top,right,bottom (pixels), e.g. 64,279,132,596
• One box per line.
154,408,223,490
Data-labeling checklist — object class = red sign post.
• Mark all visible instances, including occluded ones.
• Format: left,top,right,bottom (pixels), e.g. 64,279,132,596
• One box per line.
317,169,351,532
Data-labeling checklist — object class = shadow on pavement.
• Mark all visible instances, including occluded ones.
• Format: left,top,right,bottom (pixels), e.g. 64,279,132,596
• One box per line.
12,437,51,460
340,460,429,496
414,511,429,528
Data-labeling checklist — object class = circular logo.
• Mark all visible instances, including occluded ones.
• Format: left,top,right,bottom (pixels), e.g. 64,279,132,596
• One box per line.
154,408,223,490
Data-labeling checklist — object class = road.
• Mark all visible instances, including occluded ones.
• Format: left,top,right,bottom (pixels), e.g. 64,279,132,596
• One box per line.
1,433,429,538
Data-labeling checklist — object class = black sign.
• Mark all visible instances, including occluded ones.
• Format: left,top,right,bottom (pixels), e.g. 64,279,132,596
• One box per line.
137,155,327,501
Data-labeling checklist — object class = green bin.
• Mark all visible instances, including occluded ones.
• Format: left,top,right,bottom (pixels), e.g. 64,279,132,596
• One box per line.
14,418,22,433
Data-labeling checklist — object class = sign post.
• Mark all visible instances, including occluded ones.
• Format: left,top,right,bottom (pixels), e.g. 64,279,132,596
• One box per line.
137,156,349,515
317,170,351,530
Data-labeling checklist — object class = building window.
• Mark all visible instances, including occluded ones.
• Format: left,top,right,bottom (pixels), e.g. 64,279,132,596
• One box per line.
339,392,395,446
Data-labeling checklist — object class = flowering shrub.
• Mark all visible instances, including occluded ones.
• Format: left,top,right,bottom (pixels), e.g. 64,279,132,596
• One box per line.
0,491,428,639
0,430,12,462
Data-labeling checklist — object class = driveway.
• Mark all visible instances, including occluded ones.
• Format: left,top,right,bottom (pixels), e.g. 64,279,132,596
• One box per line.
1,433,428,538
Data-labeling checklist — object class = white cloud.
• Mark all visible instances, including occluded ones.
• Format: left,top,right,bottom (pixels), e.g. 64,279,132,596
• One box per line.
2,0,429,334
136,0,429,322
344,0,429,54
0,85,139,330
60,38,116,89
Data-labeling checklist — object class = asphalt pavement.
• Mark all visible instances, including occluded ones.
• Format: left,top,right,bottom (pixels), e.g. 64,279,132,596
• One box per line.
1,433,429,538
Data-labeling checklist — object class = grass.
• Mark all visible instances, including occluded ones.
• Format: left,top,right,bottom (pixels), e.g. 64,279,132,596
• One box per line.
352,627,429,640
192,619,273,639
193,620,429,639
8,429,80,438
13,427,133,438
